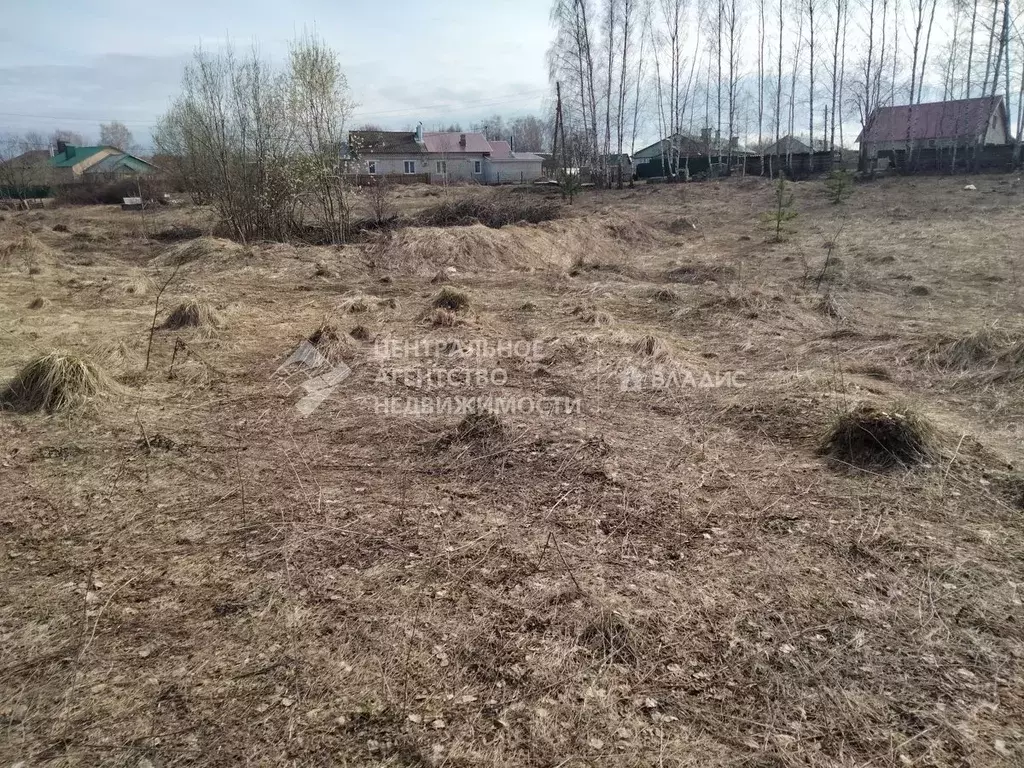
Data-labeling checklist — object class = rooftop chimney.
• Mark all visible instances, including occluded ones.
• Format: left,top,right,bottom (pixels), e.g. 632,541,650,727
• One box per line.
459,133,466,148
56,140,67,157
415,122,424,144
729,135,739,149
509,134,515,154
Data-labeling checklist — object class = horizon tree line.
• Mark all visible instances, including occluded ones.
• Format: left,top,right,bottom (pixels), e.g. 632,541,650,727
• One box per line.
547,0,1024,178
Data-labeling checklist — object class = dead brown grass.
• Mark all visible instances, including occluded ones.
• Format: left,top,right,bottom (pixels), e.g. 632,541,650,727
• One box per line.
1,180,1023,768
0,234,51,270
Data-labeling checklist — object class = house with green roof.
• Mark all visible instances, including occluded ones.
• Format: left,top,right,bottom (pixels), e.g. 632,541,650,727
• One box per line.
49,142,156,180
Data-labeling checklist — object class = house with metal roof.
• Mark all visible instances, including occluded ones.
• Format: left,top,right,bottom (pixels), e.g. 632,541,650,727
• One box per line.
49,142,156,180
347,124,543,184
760,135,814,155
632,132,755,176
857,95,1011,155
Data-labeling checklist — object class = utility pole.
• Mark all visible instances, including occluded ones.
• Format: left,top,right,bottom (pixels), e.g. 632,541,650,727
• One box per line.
555,81,573,204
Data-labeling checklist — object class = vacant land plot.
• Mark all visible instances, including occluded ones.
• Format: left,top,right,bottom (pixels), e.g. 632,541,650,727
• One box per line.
1,176,1023,767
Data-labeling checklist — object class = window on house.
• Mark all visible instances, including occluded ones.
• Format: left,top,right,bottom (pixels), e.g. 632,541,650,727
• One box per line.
367,160,376,174
473,160,481,174
404,160,416,174
436,160,446,173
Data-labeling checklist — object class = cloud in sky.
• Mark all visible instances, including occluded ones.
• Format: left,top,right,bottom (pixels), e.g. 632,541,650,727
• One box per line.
0,0,553,146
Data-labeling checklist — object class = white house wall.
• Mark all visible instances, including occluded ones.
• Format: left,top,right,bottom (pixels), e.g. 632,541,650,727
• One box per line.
359,153,487,182
985,105,1009,144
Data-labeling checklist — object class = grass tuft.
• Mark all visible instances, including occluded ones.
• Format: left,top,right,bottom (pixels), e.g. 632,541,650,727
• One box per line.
820,403,937,470
817,291,846,320
160,300,222,330
631,334,670,361
432,287,470,312
1,352,116,413
580,608,636,664
452,408,505,442
306,321,352,362
582,310,615,328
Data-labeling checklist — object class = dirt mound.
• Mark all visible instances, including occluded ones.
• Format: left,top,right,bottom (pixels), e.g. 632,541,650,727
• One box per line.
159,237,242,266
368,214,664,274
417,196,561,228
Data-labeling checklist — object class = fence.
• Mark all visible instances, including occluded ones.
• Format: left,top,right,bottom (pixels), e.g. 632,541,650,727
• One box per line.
636,151,845,181
343,173,430,187
873,144,1020,174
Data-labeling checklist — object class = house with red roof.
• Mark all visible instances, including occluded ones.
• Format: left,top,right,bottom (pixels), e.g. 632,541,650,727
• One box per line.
857,95,1011,158
347,124,543,184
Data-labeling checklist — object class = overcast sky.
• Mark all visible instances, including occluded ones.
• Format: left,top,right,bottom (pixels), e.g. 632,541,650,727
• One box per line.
0,0,554,150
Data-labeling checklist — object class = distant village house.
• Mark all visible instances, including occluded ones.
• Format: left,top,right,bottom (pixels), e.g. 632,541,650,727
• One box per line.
858,95,1010,169
347,124,544,184
49,142,157,180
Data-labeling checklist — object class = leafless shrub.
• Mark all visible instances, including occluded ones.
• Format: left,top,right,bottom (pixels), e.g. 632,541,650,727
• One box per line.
364,176,395,227
155,34,354,243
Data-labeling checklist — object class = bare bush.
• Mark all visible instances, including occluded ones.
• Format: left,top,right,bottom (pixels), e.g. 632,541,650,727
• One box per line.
364,176,395,227
155,34,353,244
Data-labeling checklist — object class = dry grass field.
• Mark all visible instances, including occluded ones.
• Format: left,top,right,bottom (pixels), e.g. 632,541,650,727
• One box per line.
1,175,1023,767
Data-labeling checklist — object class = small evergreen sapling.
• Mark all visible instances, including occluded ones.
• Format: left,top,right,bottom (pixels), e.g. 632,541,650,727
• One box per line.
824,169,854,204
762,176,798,242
